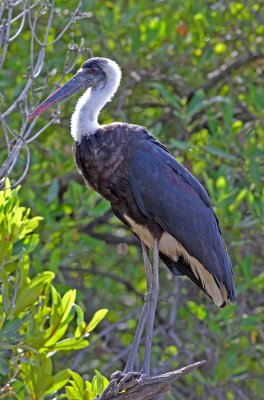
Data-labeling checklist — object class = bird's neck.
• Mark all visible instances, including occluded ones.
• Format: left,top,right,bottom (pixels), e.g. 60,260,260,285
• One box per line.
71,65,121,142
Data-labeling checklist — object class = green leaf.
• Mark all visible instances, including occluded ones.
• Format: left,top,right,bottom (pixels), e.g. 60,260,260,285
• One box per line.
47,178,59,204
61,289,76,323
0,357,9,375
204,145,237,160
0,316,29,339
53,337,89,352
187,89,205,117
91,370,109,396
85,380,96,400
35,374,53,399
150,82,181,110
14,271,54,315
89,199,111,217
188,301,207,321
50,285,63,328
170,138,189,150
74,304,86,338
86,309,108,333
49,248,61,272
70,371,85,396
41,315,74,350
13,234,39,255
45,369,71,395
12,380,26,400
66,385,81,400
95,370,109,394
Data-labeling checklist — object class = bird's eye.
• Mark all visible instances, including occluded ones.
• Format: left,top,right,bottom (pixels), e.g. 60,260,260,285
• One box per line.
90,67,98,74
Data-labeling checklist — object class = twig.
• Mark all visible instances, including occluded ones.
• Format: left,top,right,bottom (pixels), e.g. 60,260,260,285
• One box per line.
9,0,27,42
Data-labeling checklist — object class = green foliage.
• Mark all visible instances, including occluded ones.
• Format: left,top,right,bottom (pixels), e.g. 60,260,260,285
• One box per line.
66,370,109,400
0,181,107,399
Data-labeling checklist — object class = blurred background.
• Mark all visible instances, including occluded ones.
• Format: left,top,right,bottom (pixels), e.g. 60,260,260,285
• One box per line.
0,0,263,399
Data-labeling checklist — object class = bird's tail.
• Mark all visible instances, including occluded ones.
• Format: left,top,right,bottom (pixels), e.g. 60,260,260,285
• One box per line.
160,252,235,307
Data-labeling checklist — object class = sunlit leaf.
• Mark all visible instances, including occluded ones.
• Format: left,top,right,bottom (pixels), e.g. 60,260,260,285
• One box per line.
45,369,71,395
86,309,108,333
53,337,89,351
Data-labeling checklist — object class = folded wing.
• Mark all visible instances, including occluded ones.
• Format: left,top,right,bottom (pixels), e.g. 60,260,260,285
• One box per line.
128,136,235,305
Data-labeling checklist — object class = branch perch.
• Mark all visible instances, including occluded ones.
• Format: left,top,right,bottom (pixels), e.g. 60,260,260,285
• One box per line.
99,360,206,400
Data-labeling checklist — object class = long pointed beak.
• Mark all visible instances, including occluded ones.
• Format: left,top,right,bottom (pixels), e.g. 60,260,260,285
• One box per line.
27,71,89,120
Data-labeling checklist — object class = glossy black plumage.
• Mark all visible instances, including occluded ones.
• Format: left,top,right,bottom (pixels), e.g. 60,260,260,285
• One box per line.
74,122,235,305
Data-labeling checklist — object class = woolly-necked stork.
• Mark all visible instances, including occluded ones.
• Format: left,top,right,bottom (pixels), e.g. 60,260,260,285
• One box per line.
28,57,235,377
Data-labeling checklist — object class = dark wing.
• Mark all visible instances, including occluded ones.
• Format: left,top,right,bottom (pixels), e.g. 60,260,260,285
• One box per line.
128,135,235,302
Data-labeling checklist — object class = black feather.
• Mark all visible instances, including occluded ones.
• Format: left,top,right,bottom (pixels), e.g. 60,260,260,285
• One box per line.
128,135,235,301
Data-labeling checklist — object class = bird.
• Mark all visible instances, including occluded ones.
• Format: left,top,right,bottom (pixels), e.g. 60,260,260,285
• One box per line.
28,57,235,380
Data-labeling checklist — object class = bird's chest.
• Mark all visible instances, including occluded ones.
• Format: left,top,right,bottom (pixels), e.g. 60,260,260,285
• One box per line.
74,128,164,243
74,133,128,203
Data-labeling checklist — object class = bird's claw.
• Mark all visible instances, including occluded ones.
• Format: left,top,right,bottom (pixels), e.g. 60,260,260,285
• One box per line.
107,370,145,396
111,369,139,381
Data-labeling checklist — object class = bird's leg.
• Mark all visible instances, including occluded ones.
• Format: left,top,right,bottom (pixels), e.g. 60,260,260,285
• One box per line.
124,242,153,373
113,240,159,378
111,238,159,389
107,242,155,396
142,237,159,376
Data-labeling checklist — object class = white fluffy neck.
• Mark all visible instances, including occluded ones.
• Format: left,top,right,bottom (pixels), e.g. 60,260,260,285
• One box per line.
71,59,121,142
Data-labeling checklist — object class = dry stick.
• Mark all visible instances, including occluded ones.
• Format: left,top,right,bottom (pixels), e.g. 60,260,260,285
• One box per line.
100,361,206,400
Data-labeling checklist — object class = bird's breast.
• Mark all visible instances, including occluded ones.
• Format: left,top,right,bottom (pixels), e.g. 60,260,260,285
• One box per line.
74,127,134,203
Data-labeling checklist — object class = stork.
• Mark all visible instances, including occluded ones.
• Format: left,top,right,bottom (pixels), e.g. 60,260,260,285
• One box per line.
28,57,235,381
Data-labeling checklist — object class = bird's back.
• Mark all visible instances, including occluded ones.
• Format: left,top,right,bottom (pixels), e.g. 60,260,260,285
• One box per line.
74,123,235,307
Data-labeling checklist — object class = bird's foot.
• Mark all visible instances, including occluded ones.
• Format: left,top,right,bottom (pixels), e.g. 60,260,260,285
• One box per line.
105,370,147,396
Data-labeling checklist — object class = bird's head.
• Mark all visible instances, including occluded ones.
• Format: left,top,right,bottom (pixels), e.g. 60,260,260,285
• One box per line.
28,57,121,120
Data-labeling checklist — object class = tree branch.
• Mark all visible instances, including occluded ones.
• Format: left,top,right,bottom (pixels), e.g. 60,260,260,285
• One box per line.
99,361,206,400
201,51,263,93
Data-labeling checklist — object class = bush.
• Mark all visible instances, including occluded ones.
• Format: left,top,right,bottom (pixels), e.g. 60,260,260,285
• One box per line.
0,181,108,399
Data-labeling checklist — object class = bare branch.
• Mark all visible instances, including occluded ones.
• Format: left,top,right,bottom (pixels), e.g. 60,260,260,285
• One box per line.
9,0,27,42
0,1,13,68
100,361,206,400
26,118,54,143
47,0,82,46
10,0,42,25
0,0,84,188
